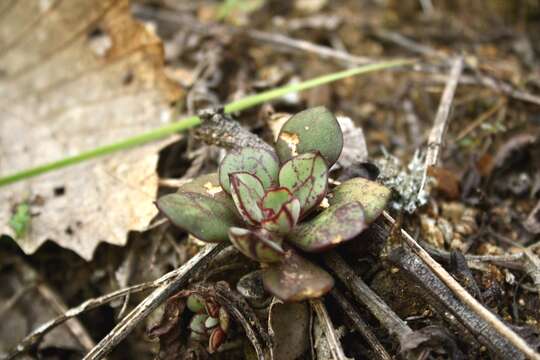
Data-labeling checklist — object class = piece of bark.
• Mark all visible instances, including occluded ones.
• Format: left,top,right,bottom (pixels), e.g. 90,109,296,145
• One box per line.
389,246,524,359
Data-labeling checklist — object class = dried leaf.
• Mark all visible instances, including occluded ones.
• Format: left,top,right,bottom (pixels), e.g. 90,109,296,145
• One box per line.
289,202,366,252
0,0,182,260
262,251,334,302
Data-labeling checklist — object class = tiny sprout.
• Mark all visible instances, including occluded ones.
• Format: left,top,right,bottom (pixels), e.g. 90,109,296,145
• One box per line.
186,292,231,353
187,294,205,313
157,107,391,302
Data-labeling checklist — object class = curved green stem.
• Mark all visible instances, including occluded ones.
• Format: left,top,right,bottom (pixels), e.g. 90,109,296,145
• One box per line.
0,59,413,187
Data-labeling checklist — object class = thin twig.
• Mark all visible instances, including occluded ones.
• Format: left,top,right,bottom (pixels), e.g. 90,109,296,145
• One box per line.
82,243,226,360
7,281,159,359
383,211,540,360
36,283,96,352
324,251,414,343
311,299,348,360
390,246,523,358
134,5,540,107
331,289,393,360
424,57,464,167
418,56,463,198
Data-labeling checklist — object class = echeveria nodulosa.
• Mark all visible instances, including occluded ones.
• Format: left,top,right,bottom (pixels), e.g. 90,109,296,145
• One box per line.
157,107,391,303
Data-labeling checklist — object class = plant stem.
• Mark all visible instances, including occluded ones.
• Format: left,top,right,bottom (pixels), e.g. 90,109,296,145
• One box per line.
0,59,412,187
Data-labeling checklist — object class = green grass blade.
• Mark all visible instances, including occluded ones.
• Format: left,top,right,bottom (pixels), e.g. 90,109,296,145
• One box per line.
0,59,413,187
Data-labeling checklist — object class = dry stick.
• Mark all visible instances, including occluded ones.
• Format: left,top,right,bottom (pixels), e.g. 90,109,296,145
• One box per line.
382,212,540,360
35,283,96,352
82,243,225,360
311,299,348,360
455,97,507,141
134,5,540,107
371,29,540,107
424,242,540,298
7,281,160,358
324,251,414,343
330,289,393,360
389,246,522,358
424,57,464,167
248,29,373,66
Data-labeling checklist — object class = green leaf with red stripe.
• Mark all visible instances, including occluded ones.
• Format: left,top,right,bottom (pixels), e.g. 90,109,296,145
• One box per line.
219,147,279,194
260,188,301,234
229,172,265,225
228,227,284,263
278,152,328,215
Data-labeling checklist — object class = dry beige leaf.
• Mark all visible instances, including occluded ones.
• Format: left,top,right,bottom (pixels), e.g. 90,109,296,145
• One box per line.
0,0,183,260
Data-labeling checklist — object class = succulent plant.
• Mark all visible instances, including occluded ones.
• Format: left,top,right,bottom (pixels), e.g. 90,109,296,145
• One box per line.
186,294,230,353
157,106,391,302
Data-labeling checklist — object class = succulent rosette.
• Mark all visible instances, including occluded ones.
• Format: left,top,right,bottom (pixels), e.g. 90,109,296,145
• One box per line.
157,107,390,302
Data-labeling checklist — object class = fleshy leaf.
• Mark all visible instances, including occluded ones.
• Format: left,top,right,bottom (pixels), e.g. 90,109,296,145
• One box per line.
275,106,343,166
288,202,366,252
219,147,279,193
278,152,328,214
261,188,294,213
329,177,391,223
156,173,240,242
230,172,265,225
260,188,301,234
157,192,239,243
228,227,284,263
180,173,236,209
261,199,301,235
262,251,334,302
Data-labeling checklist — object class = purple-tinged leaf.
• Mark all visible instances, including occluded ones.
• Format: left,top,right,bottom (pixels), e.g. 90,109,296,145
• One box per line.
288,202,366,252
278,152,328,215
262,251,334,302
219,147,279,194
329,177,390,223
228,227,285,263
230,172,265,225
156,174,240,243
275,106,343,166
